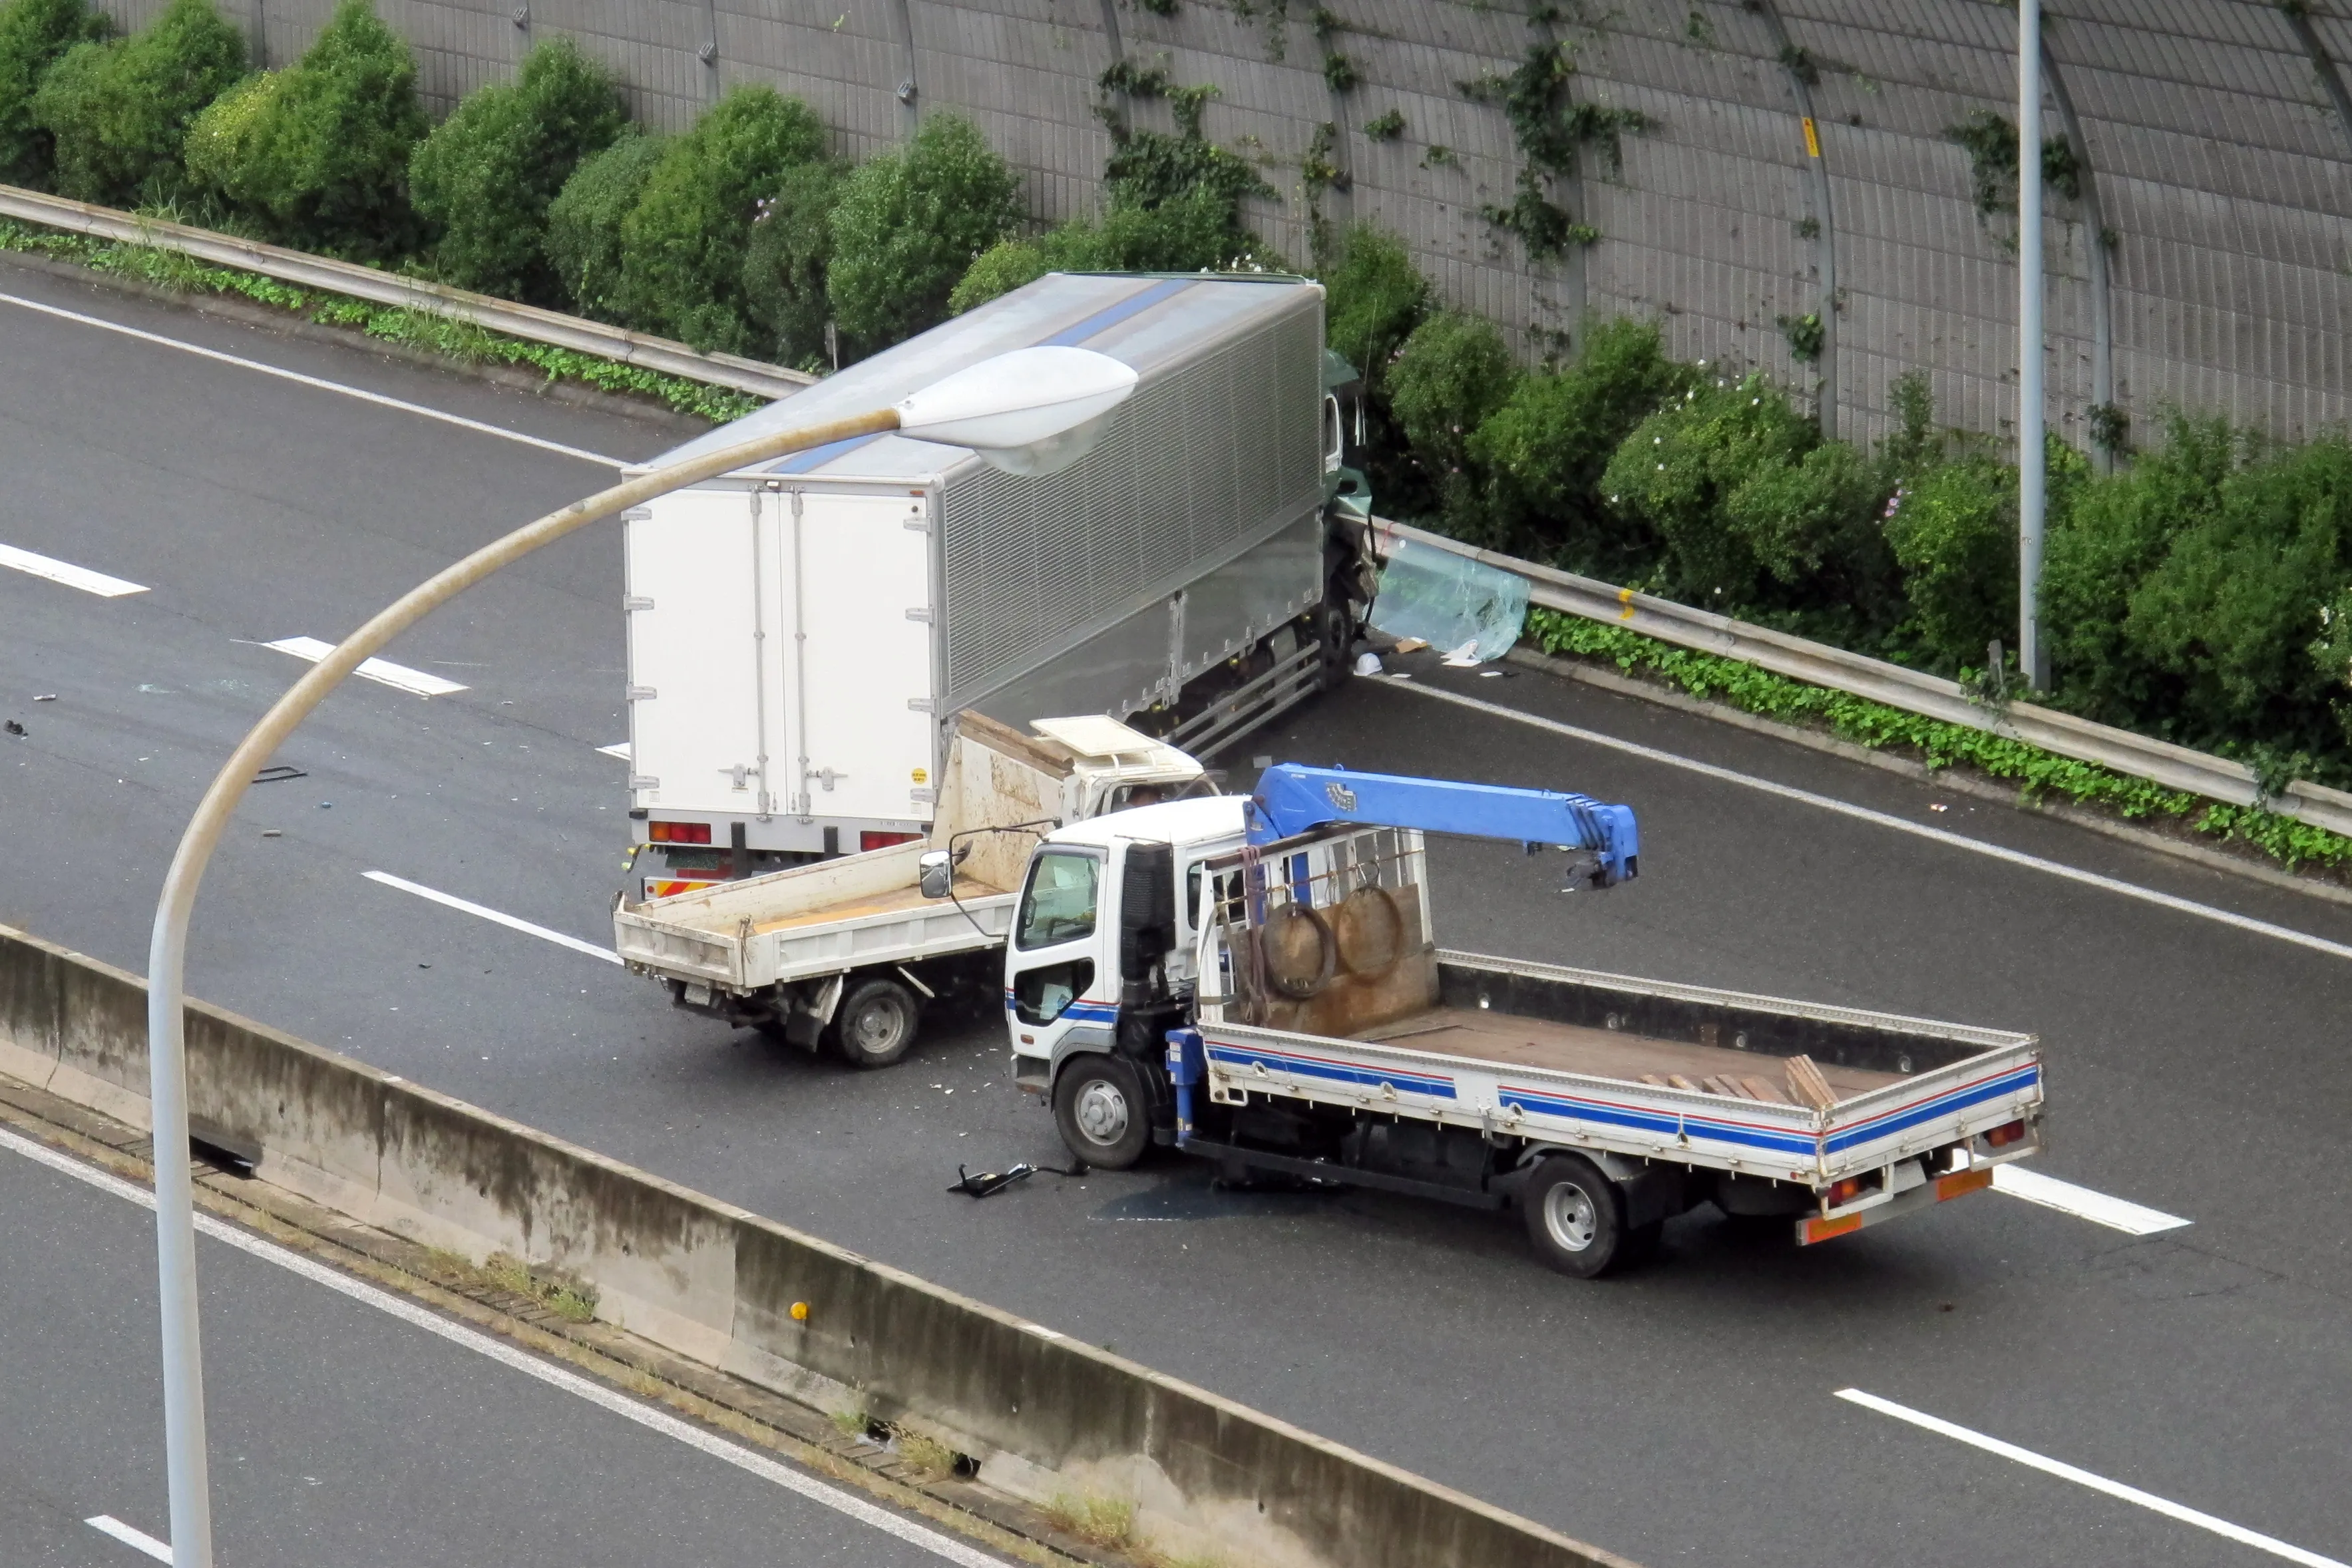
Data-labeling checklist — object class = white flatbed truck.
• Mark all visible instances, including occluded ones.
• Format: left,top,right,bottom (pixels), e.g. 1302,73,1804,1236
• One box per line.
614,713,1207,1066
998,765,2046,1275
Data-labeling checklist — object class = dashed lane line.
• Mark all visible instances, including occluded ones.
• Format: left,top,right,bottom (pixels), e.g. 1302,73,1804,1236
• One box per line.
264,636,469,697
1838,1388,2345,1568
0,540,147,596
361,869,621,963
84,1515,171,1563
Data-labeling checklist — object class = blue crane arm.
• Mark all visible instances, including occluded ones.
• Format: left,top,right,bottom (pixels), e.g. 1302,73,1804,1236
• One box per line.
1246,764,1640,888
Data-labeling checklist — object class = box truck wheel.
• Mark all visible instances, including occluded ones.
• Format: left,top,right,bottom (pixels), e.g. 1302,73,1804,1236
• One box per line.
1521,1153,1627,1278
831,977,920,1069
1053,1054,1150,1169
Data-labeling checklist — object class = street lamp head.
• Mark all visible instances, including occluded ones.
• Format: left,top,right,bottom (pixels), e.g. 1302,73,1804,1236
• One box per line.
892,345,1139,475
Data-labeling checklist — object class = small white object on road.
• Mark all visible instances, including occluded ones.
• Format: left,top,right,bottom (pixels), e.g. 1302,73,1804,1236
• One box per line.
84,1516,171,1563
0,541,147,597
1991,1163,2190,1234
362,869,621,964
1353,651,1384,676
1836,1388,2345,1568
597,741,632,761
265,637,468,697
1440,640,1481,667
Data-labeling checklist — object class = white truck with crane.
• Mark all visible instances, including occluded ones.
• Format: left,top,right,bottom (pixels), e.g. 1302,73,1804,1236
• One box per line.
982,763,2047,1275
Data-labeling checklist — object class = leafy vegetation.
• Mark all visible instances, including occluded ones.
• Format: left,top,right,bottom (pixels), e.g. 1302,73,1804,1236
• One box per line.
31,0,243,204
407,37,624,301
827,112,1019,351
0,0,106,185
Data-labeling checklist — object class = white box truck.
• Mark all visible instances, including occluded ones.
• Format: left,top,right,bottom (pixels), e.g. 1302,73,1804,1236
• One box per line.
620,271,1373,901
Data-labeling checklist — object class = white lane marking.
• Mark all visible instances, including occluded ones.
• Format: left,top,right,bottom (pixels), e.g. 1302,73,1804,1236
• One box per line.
0,541,148,597
1,1129,1006,1568
597,741,631,761
1991,1165,2190,1233
1837,1388,2346,1568
264,636,468,697
84,1515,172,1562
362,869,621,964
0,291,623,468
1396,681,2352,965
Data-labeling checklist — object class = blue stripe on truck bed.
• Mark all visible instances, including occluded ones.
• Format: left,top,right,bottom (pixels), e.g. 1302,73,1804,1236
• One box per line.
1207,1042,1458,1099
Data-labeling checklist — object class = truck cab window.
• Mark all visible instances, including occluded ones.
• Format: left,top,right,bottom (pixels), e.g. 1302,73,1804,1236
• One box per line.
1322,393,1344,473
1016,851,1100,950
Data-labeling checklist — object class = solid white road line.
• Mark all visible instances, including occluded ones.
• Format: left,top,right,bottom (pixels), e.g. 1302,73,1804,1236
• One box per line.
1837,1388,2347,1568
0,540,148,597
1396,680,2352,965
85,1515,172,1563
597,741,632,761
1991,1164,2191,1234
264,636,468,697
361,869,621,964
0,1129,1006,1568
0,291,624,467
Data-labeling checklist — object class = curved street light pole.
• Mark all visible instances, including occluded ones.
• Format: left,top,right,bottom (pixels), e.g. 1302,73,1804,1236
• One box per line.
144,344,1139,1567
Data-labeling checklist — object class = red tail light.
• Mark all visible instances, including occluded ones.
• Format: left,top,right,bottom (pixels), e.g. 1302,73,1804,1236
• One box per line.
649,821,712,844
1985,1119,2028,1149
861,831,922,852
1828,1176,1871,1207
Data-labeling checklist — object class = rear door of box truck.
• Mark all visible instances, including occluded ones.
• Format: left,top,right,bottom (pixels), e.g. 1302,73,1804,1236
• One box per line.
788,487,936,831
624,489,770,817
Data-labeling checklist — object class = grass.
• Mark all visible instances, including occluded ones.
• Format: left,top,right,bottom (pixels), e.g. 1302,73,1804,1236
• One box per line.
478,1251,600,1322
1042,1493,1136,1549
0,217,768,425
890,1426,960,1479
1525,607,2352,876
831,1406,871,1440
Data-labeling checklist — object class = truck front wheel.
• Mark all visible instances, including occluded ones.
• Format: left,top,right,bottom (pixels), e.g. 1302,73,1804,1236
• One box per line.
831,977,920,1069
1521,1154,1628,1278
1053,1054,1151,1169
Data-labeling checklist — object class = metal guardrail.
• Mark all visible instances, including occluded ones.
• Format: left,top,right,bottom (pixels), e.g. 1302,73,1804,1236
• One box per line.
0,183,817,403
1373,516,2352,841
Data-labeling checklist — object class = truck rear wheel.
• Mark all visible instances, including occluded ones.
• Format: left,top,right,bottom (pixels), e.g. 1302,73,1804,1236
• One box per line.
831,978,920,1070
1522,1153,1627,1278
1053,1054,1151,1169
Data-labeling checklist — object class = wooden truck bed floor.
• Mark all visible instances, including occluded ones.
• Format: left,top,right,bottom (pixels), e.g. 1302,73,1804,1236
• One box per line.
1352,1007,1901,1102
747,879,1005,936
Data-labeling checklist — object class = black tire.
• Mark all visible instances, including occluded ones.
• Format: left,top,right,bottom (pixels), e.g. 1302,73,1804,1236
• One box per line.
1052,1054,1151,1170
830,977,921,1070
1521,1153,1627,1278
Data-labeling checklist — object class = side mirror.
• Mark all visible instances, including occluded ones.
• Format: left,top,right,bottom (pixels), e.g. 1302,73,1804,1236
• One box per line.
918,849,954,900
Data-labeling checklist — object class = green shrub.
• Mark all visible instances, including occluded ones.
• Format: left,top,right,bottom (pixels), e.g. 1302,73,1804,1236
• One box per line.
31,0,244,205
1466,316,1693,566
2042,415,2230,725
740,156,845,368
2121,433,2352,753
1386,311,1515,485
544,128,662,323
1883,455,2015,674
0,0,108,185
184,0,425,256
1320,222,1426,390
828,112,1020,351
947,184,1243,315
1601,373,1894,635
407,37,624,301
614,85,825,351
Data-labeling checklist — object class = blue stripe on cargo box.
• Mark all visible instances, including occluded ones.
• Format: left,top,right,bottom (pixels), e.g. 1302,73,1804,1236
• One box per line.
1040,278,1195,347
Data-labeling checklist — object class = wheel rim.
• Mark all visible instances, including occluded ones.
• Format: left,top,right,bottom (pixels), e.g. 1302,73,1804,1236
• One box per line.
849,998,904,1054
1072,1078,1131,1147
1543,1181,1598,1252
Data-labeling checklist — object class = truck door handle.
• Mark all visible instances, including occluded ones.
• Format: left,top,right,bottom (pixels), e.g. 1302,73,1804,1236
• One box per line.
815,768,847,791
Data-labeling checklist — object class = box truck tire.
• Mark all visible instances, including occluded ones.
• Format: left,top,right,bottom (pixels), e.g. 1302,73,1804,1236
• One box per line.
1053,1054,1151,1169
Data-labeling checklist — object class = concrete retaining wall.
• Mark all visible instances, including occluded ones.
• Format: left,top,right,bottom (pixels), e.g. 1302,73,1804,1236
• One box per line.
0,921,1633,1568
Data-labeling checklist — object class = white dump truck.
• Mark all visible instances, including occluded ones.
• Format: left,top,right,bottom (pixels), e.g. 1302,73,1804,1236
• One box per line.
614,713,1208,1066
994,764,2046,1276
621,270,1375,901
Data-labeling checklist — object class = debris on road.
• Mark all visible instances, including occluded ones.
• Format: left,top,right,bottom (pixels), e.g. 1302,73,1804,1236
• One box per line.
949,1160,1086,1198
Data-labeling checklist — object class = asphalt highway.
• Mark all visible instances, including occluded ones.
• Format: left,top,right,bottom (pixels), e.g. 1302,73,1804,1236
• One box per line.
0,1129,1002,1568
5,257,2351,1568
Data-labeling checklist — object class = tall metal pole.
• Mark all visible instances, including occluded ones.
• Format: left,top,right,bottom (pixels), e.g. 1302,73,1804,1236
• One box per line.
2017,0,2049,690
142,406,896,1568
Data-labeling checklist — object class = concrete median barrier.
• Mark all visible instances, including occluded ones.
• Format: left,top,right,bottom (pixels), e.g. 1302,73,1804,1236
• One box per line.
0,922,1633,1568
